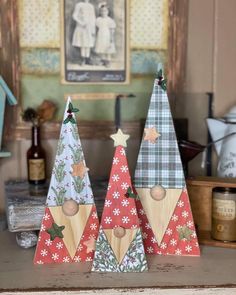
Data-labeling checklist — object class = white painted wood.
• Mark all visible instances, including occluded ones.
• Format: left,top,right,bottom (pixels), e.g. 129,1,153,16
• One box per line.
0,231,236,293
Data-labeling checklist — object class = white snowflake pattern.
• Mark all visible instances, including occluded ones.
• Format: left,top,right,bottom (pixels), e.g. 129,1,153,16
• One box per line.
182,211,189,218
139,209,145,215
166,228,173,235
160,242,167,249
113,208,120,216
52,253,59,261
157,251,162,255
131,224,138,229
121,199,129,207
120,148,125,155
56,242,64,250
177,200,184,207
142,232,148,239
63,256,70,263
170,239,177,246
121,182,129,190
171,214,178,222
40,249,48,257
145,223,151,230
112,191,120,199
192,231,197,238
38,236,41,242
78,244,83,251
104,217,112,224
120,165,128,173
113,157,119,165
86,257,93,262
107,184,111,191
147,246,154,253
151,237,157,243
112,174,120,182
175,248,182,255
176,225,182,230
74,255,81,262
43,213,50,221
187,220,194,227
130,208,137,215
90,223,97,230
45,239,52,246
40,224,46,232
185,245,192,253
122,216,130,224
92,212,98,219
36,260,44,265
105,200,112,207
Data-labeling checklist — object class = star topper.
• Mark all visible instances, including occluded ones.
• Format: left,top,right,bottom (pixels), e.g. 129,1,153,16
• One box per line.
110,129,130,147
144,126,161,144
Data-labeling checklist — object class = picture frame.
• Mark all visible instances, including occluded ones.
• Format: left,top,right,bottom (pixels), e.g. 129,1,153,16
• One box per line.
61,0,130,84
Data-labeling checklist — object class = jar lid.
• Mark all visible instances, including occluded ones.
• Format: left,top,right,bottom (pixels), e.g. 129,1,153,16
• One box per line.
213,187,236,193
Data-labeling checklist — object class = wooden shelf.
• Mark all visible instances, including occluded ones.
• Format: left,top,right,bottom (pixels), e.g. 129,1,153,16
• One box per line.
0,231,236,294
198,230,236,249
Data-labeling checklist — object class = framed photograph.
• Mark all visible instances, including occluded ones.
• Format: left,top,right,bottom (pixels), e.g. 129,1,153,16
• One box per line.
61,0,129,84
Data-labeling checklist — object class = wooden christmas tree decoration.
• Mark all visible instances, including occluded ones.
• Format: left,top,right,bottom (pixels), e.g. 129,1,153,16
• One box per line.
134,69,200,256
34,98,99,264
92,129,148,272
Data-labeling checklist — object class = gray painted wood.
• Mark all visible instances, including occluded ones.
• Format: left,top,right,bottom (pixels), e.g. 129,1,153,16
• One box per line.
0,231,236,293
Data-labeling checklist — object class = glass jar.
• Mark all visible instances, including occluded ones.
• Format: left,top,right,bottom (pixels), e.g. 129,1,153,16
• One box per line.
212,187,236,242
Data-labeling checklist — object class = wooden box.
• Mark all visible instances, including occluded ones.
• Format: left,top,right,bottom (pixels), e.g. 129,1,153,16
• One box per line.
187,176,236,249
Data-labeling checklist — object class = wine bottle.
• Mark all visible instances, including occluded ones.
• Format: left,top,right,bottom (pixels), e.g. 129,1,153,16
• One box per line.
27,125,46,185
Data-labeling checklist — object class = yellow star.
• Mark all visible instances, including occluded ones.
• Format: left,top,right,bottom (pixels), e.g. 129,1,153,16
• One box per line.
71,161,89,178
110,129,130,147
83,236,96,253
144,126,161,144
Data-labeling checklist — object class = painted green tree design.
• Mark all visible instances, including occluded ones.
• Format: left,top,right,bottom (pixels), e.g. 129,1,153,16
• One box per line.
71,124,79,141
72,175,85,195
51,186,67,205
54,161,66,183
57,136,65,156
69,144,83,163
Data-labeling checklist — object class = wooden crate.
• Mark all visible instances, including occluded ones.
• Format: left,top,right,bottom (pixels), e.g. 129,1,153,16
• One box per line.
187,176,236,249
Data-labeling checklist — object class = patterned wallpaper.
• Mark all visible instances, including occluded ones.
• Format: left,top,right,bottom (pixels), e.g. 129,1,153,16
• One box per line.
18,0,168,50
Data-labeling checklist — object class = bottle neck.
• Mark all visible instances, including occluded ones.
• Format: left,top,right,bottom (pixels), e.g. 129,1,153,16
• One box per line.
32,125,41,146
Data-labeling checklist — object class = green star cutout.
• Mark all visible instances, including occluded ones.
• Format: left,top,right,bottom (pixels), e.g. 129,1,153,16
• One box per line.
46,222,65,241
177,225,193,241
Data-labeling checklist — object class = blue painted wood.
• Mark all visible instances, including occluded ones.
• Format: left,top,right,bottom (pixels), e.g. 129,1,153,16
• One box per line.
0,151,11,158
0,76,17,105
0,87,6,149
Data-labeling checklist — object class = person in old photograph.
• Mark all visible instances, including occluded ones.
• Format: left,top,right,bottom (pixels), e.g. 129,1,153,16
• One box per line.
95,3,116,67
72,0,96,66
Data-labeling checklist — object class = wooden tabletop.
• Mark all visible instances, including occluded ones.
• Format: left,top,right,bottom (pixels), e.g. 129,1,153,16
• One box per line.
0,231,236,294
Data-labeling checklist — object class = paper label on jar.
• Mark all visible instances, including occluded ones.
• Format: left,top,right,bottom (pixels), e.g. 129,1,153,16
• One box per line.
213,199,235,221
29,159,45,181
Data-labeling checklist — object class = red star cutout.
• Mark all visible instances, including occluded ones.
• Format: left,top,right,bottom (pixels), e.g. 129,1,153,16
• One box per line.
144,127,161,144
83,236,96,253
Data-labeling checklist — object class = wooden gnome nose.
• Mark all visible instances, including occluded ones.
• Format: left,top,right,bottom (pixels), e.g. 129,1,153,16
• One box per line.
114,226,126,238
62,199,79,216
150,185,166,201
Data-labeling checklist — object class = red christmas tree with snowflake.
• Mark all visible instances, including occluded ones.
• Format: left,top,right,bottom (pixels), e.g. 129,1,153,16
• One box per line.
92,129,148,272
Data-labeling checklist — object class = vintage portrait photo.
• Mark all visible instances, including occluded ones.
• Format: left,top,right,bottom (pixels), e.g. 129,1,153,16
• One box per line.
61,0,129,84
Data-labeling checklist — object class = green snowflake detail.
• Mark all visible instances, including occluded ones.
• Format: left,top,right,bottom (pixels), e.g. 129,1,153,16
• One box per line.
177,225,193,241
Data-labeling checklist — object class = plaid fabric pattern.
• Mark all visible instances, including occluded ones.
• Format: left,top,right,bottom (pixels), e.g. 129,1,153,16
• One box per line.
134,80,185,188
